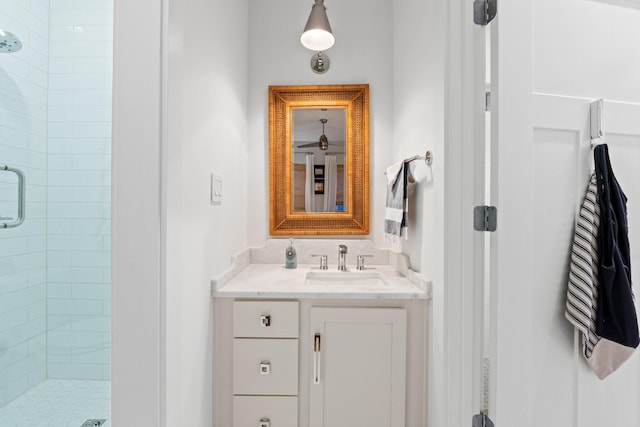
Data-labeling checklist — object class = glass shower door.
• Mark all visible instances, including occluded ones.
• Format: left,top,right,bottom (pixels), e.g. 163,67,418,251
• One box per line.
0,10,50,416
0,0,113,425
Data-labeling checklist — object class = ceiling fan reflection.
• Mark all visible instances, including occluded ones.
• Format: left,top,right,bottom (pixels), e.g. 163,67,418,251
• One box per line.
295,118,343,151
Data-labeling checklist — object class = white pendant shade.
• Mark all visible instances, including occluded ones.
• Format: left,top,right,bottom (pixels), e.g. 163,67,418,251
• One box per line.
301,29,335,52
301,0,335,51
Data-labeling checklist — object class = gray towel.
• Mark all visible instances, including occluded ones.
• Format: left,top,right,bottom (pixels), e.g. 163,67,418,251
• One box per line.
384,160,413,240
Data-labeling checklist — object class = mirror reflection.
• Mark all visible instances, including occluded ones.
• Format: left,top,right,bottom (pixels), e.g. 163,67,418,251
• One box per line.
292,108,346,212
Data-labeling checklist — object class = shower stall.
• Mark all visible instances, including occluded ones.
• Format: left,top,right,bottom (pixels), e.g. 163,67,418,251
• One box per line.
0,1,112,425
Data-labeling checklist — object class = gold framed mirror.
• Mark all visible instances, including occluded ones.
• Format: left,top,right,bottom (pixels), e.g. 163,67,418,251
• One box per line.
269,84,369,235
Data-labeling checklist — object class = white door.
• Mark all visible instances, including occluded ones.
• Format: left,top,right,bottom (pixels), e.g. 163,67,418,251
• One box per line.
489,0,640,425
309,307,407,427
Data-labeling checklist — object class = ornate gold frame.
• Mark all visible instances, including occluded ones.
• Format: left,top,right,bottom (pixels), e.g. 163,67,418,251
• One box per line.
269,84,369,235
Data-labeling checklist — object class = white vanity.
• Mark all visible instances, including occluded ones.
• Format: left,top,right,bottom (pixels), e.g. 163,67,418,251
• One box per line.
212,240,431,427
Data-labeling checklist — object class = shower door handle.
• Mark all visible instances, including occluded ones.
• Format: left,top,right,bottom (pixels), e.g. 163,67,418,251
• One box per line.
1,165,26,229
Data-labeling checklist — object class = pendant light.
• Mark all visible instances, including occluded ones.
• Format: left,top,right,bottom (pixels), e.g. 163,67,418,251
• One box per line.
300,0,335,52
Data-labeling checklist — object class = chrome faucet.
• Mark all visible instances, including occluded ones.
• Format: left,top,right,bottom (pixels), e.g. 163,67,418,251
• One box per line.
338,244,348,271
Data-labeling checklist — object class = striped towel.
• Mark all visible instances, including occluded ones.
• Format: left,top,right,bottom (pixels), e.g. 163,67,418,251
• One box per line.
565,174,601,359
565,173,635,379
384,160,413,240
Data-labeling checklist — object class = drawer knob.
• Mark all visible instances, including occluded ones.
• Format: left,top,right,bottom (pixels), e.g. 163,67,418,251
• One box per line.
260,315,271,327
259,361,271,375
259,418,271,427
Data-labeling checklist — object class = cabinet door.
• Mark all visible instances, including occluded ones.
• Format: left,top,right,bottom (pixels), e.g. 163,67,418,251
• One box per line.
309,307,407,427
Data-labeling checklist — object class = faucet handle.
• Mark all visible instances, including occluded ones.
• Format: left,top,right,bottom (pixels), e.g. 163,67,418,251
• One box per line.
312,254,328,270
338,244,348,254
356,254,374,270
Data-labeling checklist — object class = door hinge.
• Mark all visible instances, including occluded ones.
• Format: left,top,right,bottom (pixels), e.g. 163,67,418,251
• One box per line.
485,91,491,112
472,413,495,427
474,206,497,232
473,0,497,26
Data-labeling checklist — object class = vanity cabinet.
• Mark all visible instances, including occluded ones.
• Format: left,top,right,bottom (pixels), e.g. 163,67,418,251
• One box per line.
214,298,423,427
309,307,407,427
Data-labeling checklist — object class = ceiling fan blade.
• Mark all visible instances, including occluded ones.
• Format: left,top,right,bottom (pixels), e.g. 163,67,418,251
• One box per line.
296,142,319,148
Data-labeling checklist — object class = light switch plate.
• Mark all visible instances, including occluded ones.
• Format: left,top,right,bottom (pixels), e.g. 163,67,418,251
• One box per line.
211,173,223,205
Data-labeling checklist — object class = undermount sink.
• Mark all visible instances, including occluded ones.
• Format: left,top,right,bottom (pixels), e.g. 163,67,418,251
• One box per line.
305,271,390,287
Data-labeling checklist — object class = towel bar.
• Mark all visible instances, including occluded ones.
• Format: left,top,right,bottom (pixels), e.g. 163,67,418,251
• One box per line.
406,150,433,166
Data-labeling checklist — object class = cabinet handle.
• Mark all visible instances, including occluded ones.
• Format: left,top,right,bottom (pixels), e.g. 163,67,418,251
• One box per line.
259,418,271,427
313,333,321,384
260,315,271,327
259,362,271,375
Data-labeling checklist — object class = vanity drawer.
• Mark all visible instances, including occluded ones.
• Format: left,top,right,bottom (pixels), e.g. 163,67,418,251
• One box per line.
233,396,297,427
234,300,299,338
233,338,298,395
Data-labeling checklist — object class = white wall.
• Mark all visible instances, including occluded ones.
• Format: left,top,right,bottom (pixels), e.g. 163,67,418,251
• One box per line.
246,0,444,275
392,0,445,276
246,0,394,246
112,0,162,423
393,1,447,426
164,0,248,425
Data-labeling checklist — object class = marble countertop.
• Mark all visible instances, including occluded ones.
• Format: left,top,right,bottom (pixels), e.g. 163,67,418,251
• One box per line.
212,263,431,300
210,239,432,300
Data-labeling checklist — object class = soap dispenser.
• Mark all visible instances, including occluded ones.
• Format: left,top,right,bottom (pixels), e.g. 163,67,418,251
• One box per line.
285,237,297,269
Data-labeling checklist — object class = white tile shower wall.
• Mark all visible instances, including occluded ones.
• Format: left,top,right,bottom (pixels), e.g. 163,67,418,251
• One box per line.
0,0,49,407
47,1,112,380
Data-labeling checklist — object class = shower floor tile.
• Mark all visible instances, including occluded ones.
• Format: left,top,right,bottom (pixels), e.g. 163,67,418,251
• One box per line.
0,380,110,427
